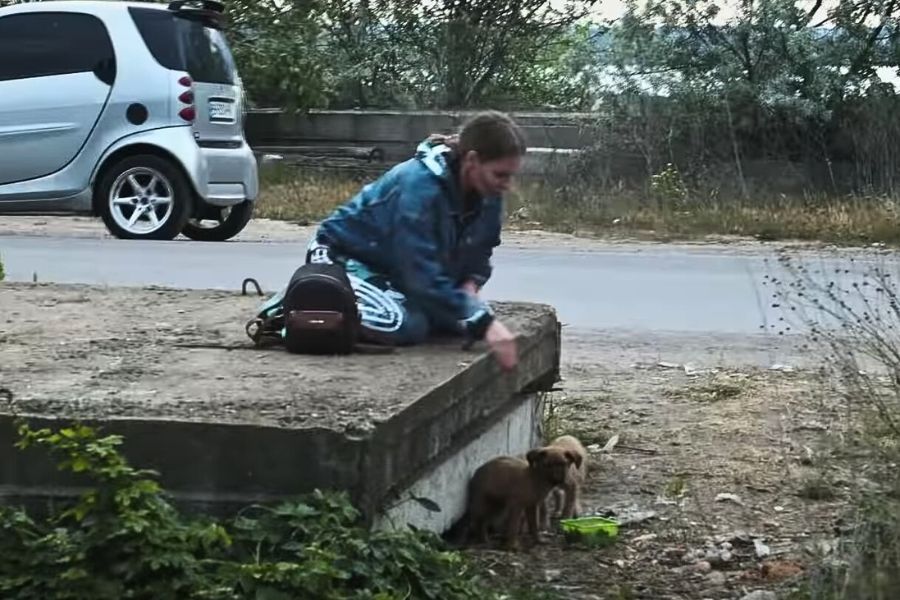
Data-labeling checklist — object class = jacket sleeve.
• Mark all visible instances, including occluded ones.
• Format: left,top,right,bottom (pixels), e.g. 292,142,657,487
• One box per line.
461,197,502,289
391,185,494,336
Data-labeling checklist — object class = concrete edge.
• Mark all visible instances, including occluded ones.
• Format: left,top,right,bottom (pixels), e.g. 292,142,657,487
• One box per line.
373,392,544,532
357,307,561,524
0,417,366,517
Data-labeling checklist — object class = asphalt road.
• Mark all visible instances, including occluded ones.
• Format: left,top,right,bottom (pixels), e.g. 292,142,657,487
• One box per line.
0,234,794,333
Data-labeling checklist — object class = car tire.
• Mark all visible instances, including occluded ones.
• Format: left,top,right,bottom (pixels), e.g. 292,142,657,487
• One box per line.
181,200,255,242
97,154,193,241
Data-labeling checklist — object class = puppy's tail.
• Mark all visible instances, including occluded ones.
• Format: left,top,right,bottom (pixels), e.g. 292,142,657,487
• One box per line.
442,510,471,548
443,468,483,549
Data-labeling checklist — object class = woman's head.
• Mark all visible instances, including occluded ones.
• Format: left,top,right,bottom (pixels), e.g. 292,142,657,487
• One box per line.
456,111,527,197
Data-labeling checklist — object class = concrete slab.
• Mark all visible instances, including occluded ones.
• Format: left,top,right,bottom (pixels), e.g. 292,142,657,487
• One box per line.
0,283,560,528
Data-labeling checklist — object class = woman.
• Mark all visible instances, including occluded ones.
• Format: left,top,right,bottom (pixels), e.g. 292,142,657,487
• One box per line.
306,110,526,371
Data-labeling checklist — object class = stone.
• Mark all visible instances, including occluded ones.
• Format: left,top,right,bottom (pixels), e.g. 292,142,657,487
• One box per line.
692,561,713,574
739,592,777,600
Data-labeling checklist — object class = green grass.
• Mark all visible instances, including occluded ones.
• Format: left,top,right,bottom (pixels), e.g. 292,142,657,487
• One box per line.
255,163,900,246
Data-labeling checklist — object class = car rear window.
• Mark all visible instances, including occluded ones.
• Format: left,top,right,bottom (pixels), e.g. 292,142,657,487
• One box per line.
128,7,236,85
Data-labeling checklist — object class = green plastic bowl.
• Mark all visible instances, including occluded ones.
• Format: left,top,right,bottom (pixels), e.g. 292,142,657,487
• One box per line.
559,516,620,547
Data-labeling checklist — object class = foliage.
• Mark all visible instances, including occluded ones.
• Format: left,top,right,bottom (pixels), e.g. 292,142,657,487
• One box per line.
767,251,900,598
225,0,333,111
476,21,609,110
367,0,599,108
649,163,688,207
805,495,900,599
0,253,5,281
0,419,532,600
220,0,601,109
569,0,900,197
0,422,230,600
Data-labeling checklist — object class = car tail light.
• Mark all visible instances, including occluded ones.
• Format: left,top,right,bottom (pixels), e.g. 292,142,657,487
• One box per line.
177,75,195,122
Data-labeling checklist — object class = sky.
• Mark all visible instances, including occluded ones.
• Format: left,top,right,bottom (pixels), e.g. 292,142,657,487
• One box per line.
561,0,842,25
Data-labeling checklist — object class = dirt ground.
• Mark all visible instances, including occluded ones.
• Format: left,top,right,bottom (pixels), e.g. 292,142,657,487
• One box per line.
468,329,854,600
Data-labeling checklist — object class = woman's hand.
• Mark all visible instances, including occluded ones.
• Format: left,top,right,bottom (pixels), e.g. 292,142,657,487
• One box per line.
484,319,518,372
461,280,480,297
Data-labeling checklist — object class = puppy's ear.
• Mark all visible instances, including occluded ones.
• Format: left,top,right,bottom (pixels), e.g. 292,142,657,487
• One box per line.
526,449,544,467
565,451,582,468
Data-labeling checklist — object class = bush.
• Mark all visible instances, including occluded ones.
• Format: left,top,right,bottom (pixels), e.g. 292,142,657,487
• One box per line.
0,419,537,600
769,250,900,599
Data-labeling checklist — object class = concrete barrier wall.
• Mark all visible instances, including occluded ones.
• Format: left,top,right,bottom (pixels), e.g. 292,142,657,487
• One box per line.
246,109,864,194
246,109,595,162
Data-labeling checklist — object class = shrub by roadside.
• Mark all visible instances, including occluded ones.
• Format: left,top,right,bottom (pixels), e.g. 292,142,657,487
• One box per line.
254,163,900,247
0,415,553,600
771,251,900,598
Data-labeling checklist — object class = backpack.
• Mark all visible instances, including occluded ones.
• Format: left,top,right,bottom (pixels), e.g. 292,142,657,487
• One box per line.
245,263,360,355
283,262,360,354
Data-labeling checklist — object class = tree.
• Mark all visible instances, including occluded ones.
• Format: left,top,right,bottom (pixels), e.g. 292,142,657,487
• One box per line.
225,0,332,110
580,0,900,195
372,0,600,108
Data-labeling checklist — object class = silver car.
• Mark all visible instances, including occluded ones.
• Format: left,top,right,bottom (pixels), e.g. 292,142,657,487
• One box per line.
0,0,259,241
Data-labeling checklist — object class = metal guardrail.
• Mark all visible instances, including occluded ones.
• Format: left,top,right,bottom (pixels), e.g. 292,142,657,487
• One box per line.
252,145,385,162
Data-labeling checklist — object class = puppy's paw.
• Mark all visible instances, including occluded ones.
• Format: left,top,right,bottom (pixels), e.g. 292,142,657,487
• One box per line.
533,532,552,545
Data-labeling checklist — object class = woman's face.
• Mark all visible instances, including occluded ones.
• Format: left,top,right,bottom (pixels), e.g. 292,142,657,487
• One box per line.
461,151,522,197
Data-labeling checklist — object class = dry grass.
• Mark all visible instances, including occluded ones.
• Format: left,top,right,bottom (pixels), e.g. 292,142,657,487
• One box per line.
662,376,748,403
770,253,900,599
506,179,900,245
254,164,369,224
255,164,900,246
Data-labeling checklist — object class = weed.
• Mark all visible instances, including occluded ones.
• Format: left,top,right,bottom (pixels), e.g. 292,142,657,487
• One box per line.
797,474,839,501
806,495,900,599
253,165,900,246
541,392,562,444
612,583,637,600
665,376,748,403
0,417,553,600
771,251,900,598
664,474,688,499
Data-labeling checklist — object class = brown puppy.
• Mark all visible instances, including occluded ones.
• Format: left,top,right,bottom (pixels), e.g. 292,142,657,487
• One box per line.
540,434,587,530
463,446,579,550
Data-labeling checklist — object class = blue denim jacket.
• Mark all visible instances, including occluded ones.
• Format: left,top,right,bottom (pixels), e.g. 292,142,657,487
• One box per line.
315,139,502,332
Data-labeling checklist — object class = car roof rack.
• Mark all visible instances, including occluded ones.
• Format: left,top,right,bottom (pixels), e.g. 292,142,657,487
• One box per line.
167,0,226,28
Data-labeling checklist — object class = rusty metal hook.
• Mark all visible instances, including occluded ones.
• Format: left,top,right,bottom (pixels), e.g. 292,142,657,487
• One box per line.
241,277,264,297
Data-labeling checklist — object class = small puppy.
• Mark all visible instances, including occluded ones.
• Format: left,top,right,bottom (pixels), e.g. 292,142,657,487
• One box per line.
540,435,587,530
461,445,580,550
